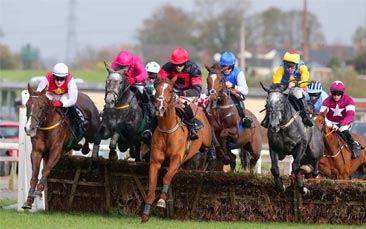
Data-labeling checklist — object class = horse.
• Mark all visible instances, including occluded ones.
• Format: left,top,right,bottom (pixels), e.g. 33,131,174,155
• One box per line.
204,64,262,173
141,77,213,223
313,113,366,179
22,84,101,209
261,83,324,194
99,62,151,161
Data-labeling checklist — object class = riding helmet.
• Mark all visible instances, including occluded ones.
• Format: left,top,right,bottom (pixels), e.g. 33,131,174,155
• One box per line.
53,63,69,77
145,61,161,74
307,81,323,93
112,50,133,68
171,47,189,65
283,50,300,64
330,80,346,92
219,52,236,66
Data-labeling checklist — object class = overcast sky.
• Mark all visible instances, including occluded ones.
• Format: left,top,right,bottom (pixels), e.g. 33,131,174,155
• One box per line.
1,0,365,65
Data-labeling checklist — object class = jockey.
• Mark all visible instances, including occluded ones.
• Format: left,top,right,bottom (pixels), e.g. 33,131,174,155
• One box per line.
159,47,202,140
145,61,160,96
111,50,153,140
36,63,87,141
320,80,362,158
219,51,252,128
261,49,313,128
305,81,328,113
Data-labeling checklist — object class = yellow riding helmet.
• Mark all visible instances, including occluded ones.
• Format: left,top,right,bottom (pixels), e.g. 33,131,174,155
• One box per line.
283,50,300,64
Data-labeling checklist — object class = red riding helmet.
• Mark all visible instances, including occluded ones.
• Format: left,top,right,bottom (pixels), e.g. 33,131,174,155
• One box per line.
330,80,345,92
113,50,133,67
171,47,189,65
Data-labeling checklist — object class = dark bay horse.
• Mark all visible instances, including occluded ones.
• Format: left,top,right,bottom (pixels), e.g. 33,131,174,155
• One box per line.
141,77,213,223
261,83,324,194
99,62,151,160
22,84,101,209
205,64,262,173
314,113,366,179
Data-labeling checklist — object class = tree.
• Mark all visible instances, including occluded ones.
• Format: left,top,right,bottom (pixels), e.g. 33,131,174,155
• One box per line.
137,5,198,63
352,26,366,54
0,45,17,69
246,8,325,49
20,43,39,69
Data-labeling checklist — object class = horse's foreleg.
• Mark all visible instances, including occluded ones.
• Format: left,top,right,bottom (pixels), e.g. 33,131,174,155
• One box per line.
270,150,285,192
157,154,182,208
142,160,162,223
109,132,119,160
22,151,42,209
292,143,309,195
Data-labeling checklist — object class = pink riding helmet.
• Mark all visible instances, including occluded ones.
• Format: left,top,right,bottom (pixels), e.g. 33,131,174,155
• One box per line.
330,80,345,92
111,51,133,69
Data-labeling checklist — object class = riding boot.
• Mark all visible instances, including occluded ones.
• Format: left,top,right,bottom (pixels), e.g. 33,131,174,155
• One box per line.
183,102,199,140
342,130,361,158
298,98,313,127
261,111,269,128
70,106,87,141
238,100,252,128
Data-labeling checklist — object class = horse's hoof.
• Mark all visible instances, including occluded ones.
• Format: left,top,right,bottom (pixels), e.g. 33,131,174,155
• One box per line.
156,199,166,208
141,214,150,223
22,202,32,210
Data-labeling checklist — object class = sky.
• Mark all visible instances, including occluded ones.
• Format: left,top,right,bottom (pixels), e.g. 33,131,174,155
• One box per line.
0,0,365,65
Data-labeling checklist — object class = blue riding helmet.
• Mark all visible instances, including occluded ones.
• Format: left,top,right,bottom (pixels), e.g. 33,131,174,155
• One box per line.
307,81,323,93
220,52,236,66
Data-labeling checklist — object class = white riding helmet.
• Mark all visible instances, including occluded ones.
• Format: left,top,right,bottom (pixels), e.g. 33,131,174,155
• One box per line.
53,63,69,77
145,61,160,74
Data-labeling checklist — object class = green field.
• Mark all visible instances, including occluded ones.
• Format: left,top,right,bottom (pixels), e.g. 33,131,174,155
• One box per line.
0,199,363,229
0,70,107,83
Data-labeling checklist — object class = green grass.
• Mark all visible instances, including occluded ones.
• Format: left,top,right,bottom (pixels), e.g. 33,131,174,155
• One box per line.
0,70,107,83
0,199,361,228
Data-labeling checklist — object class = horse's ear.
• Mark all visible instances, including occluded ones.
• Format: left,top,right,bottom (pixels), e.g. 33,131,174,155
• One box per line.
260,82,269,93
104,61,113,73
204,64,211,72
27,83,34,95
41,85,48,95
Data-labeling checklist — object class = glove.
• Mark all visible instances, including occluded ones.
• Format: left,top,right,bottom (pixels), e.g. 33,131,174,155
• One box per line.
52,100,62,107
288,81,296,88
127,77,136,85
332,124,339,131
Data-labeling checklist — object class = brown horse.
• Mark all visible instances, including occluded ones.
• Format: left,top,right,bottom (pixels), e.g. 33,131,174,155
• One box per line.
141,77,212,223
22,84,101,209
204,64,262,173
314,113,366,179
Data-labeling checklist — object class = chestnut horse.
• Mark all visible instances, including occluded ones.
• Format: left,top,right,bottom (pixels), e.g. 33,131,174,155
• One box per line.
314,113,366,179
22,84,101,209
141,77,212,223
205,64,262,173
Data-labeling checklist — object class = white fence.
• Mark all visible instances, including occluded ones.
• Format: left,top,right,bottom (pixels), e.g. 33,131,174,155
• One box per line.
0,90,294,212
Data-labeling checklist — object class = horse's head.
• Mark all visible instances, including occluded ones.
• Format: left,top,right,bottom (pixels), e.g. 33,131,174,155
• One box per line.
313,112,330,135
205,63,226,108
154,77,177,117
24,84,53,137
104,61,129,108
261,83,287,133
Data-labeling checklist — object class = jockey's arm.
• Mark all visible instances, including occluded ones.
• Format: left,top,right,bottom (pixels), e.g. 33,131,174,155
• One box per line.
235,71,248,96
298,65,310,88
60,79,78,107
272,66,285,85
133,58,149,83
36,77,49,91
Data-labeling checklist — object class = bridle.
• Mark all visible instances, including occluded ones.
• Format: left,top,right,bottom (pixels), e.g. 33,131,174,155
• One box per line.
26,95,62,131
